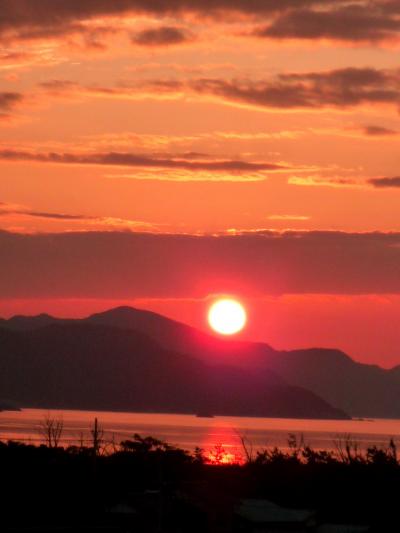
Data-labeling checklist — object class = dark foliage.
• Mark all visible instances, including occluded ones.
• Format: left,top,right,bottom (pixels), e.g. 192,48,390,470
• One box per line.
0,435,399,531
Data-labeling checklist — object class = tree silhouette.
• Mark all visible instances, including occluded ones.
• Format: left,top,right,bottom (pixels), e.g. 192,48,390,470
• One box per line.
38,413,64,448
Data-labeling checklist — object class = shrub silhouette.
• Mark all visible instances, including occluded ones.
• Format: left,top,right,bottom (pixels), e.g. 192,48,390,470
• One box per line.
0,433,399,530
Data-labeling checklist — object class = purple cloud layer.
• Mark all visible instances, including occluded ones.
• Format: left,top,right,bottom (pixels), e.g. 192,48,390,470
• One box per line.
0,149,283,173
369,176,400,187
1,230,400,299
41,67,400,110
2,1,400,45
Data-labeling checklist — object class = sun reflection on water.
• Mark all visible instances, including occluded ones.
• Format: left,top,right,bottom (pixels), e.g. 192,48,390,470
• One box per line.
200,423,246,464
205,443,244,465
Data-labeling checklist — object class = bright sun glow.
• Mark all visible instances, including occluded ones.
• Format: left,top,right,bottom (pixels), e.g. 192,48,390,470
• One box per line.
208,298,247,335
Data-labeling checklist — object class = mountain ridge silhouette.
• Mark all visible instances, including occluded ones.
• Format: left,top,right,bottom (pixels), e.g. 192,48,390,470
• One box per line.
0,321,348,419
1,305,399,417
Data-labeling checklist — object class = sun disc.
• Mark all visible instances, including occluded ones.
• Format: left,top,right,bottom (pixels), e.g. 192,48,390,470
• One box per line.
208,298,247,335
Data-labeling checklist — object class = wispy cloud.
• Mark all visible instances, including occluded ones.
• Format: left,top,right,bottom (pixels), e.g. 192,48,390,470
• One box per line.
369,176,400,188
267,214,310,221
362,125,399,136
131,26,194,47
104,171,267,182
0,202,159,231
0,202,92,221
0,91,25,120
2,1,399,48
252,4,400,43
180,68,400,110
288,176,361,189
0,148,285,176
39,67,400,112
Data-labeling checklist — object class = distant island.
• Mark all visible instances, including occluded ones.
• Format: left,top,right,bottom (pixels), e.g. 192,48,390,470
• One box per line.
1,306,399,419
0,400,20,412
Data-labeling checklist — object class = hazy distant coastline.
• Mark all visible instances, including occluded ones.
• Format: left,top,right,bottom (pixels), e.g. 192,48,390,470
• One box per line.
2,408,399,454
2,306,400,420
0,307,350,420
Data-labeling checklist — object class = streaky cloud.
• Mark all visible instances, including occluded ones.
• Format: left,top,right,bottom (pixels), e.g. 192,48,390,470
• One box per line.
40,67,400,111
0,149,284,173
1,1,399,48
253,4,400,43
0,91,24,119
369,176,400,188
363,125,398,136
131,26,193,46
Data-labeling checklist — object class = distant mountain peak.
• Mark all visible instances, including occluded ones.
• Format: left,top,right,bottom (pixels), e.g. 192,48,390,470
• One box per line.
3,312,57,330
288,347,354,364
92,305,144,315
9,312,54,320
0,322,349,419
1,305,399,418
89,305,183,324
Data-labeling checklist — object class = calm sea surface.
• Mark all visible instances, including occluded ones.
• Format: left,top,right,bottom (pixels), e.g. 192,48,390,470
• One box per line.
1,409,399,458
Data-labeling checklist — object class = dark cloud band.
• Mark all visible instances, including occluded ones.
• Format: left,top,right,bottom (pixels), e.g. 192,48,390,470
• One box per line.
369,176,400,188
0,149,283,173
132,26,193,46
183,68,400,109
0,92,24,119
2,1,399,46
253,4,400,42
40,67,400,111
1,230,400,298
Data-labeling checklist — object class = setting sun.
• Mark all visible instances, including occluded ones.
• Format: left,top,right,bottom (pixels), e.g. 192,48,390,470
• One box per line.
208,298,247,335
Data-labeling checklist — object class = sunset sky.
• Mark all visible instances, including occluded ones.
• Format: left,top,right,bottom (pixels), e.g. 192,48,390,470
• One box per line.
1,1,400,367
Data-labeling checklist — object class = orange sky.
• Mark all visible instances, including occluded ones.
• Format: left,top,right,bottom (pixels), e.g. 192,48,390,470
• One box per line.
1,1,400,366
